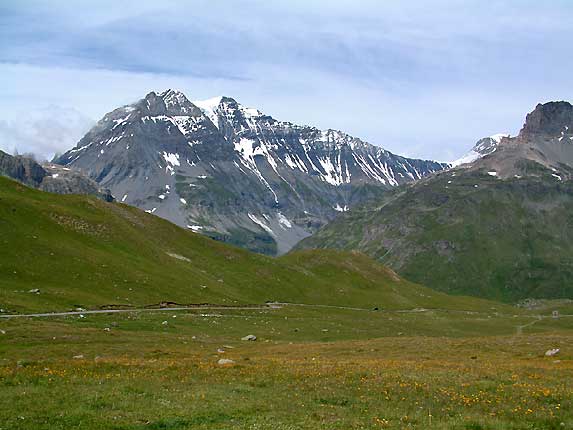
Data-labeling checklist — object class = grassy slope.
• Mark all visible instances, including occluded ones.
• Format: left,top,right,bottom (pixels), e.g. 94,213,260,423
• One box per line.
2,176,573,429
0,176,495,313
297,168,573,301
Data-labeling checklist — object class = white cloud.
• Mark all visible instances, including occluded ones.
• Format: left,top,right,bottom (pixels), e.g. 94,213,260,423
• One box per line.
0,104,93,160
2,1,573,161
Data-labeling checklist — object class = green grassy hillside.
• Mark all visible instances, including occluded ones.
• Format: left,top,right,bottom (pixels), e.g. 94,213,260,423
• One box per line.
4,176,573,430
297,167,573,301
0,176,494,313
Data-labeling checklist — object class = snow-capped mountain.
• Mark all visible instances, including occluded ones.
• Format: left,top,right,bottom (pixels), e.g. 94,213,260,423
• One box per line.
451,133,510,167
55,89,447,254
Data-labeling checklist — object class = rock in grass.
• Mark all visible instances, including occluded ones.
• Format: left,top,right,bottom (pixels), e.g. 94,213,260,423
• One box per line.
217,358,235,366
28,289,40,294
241,334,257,341
545,348,560,357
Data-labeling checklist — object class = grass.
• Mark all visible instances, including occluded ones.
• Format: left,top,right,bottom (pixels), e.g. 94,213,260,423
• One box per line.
297,168,573,302
2,176,573,428
0,175,504,314
1,305,572,429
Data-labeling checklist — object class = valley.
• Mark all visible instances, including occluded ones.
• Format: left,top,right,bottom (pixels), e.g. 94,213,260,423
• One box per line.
4,2,573,429
1,168,573,429
1,304,572,429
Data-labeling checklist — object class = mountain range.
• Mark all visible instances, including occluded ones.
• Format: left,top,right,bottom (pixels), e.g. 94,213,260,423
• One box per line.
4,90,573,302
297,101,573,301
54,90,447,254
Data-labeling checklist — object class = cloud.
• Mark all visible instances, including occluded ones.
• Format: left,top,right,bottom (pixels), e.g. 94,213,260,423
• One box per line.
2,0,573,161
0,105,93,161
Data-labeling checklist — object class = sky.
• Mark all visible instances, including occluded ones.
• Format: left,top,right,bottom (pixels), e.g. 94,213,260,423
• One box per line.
1,0,573,162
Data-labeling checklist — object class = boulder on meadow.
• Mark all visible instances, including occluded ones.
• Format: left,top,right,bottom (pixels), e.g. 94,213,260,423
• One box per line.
545,348,560,357
241,334,257,341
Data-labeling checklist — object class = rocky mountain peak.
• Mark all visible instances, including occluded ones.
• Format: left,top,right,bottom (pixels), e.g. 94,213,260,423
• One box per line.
140,91,168,115
193,96,224,127
520,101,573,139
219,96,266,120
450,101,573,180
219,95,239,105
55,88,447,255
0,150,46,187
474,134,510,153
451,133,510,167
140,89,202,117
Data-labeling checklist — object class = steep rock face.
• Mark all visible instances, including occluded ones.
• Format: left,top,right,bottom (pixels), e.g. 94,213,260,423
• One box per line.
40,164,114,202
467,101,573,180
0,149,112,200
0,150,46,187
520,101,573,138
451,102,573,172
55,89,447,254
297,101,573,301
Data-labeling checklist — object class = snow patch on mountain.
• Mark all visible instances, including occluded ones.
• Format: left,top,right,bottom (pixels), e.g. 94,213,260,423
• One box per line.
248,213,275,236
235,138,279,204
55,89,448,255
193,96,223,129
277,212,292,229
162,152,180,167
451,134,510,167
161,89,196,115
112,114,131,130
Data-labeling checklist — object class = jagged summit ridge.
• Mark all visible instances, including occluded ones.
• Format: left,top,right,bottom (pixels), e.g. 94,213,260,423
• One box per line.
520,101,573,139
55,89,447,254
460,101,573,180
450,101,573,173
